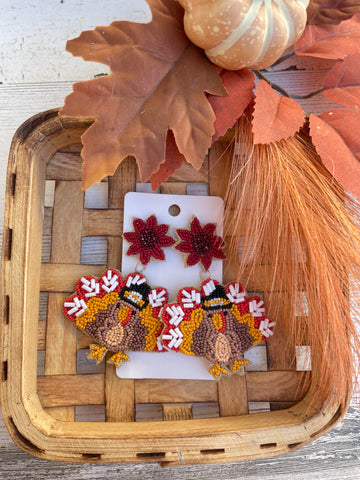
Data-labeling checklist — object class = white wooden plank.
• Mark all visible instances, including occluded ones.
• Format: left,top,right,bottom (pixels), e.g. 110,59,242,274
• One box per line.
0,0,150,83
0,81,76,236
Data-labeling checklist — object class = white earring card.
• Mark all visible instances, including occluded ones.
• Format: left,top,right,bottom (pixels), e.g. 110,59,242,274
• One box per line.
117,192,224,380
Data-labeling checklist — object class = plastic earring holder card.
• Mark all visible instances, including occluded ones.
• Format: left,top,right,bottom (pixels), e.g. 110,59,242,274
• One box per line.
119,192,223,379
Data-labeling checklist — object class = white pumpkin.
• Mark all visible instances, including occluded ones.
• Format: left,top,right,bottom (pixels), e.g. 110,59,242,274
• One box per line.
178,0,309,70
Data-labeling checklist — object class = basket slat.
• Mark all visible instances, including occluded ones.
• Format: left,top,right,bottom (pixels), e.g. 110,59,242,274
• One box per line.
265,292,297,370
105,157,137,422
208,138,250,417
82,209,123,237
163,403,193,420
218,376,248,416
36,371,307,408
44,181,84,421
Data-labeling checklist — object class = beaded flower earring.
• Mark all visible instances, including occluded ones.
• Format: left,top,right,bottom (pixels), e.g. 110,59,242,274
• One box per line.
123,214,175,268
63,215,174,368
161,216,275,378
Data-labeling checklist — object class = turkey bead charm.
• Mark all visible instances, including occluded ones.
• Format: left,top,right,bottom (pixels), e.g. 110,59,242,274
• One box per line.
63,269,168,367
164,216,275,378
161,279,275,378
178,0,309,70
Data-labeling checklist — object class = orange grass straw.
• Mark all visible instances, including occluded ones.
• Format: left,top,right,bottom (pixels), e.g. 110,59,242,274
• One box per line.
223,111,360,408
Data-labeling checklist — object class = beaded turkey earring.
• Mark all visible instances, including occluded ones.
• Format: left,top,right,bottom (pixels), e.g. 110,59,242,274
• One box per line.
161,216,275,378
63,269,168,367
63,214,174,368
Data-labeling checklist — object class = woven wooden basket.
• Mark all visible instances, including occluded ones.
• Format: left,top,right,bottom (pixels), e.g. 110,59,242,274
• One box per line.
0,109,349,466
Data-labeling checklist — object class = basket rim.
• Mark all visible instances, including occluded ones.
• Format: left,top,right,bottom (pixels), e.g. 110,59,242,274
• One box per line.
0,110,351,464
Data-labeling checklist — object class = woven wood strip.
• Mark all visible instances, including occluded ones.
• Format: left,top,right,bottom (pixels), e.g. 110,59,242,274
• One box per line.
105,158,137,422
82,209,123,237
208,142,250,416
156,181,198,420
246,371,310,402
43,207,53,235
218,376,249,416
160,183,187,195
163,403,193,421
135,379,218,404
39,262,297,293
46,150,83,181
265,292,297,370
36,371,308,408
38,374,105,407
44,181,84,421
40,264,107,291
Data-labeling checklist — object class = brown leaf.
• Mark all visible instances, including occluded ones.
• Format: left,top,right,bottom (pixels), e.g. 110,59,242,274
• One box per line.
151,68,255,189
252,80,304,145
295,12,360,59
310,112,360,197
60,0,226,189
323,53,360,110
151,132,186,190
209,69,255,142
307,0,360,25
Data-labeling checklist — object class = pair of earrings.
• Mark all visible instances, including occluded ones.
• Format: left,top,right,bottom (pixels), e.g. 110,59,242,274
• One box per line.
123,214,226,271
63,215,275,378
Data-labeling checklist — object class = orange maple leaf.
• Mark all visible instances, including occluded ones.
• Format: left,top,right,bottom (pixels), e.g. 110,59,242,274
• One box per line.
252,80,304,145
323,52,360,109
210,69,255,143
60,0,226,190
310,111,360,198
150,68,255,189
150,132,186,190
295,12,360,59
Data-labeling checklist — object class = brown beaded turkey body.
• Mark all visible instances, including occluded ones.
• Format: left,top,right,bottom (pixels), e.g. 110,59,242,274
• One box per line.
189,306,261,364
84,299,150,352
161,279,271,378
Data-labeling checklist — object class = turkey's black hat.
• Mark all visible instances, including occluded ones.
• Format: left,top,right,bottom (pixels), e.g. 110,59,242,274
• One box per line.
201,283,230,311
120,282,151,310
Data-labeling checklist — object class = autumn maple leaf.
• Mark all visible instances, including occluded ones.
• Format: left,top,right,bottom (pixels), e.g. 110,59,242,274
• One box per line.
310,112,360,198
60,0,227,190
308,52,360,198
295,11,360,59
323,52,360,109
307,0,360,25
150,68,255,189
252,80,304,144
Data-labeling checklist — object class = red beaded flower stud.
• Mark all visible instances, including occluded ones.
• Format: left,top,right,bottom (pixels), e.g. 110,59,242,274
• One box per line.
123,215,175,266
175,216,226,271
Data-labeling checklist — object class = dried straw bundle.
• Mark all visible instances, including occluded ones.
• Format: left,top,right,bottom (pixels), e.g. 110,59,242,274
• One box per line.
224,111,360,407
